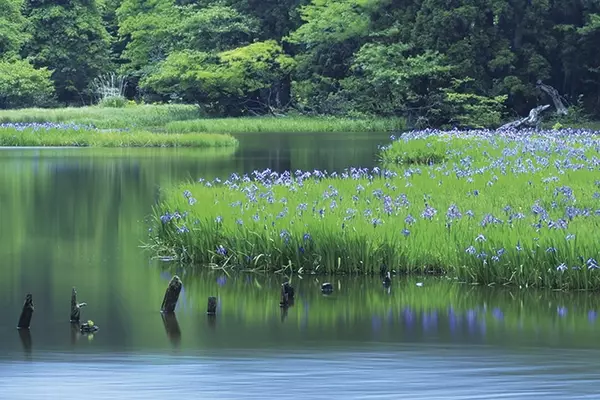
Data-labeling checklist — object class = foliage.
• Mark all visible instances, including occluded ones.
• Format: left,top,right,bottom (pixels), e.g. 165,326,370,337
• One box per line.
0,123,239,147
0,0,26,57
22,0,112,103
0,59,54,109
141,41,295,115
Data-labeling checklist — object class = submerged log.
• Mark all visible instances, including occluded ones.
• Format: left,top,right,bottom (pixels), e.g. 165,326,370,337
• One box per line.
70,287,87,323
498,104,551,131
161,275,182,313
207,297,217,315
17,294,34,330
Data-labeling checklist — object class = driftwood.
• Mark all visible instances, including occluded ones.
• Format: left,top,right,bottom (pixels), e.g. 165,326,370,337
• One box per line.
17,294,34,329
207,297,217,315
499,104,551,131
70,287,87,323
499,81,568,131
161,275,182,313
537,81,568,115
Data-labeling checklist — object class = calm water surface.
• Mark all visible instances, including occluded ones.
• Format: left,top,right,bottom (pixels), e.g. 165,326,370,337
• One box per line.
1,132,600,399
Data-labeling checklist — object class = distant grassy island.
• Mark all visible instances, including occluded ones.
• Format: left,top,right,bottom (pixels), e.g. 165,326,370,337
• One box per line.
0,104,404,148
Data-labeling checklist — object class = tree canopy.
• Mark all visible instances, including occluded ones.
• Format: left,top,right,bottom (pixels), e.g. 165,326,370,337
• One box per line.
0,0,599,126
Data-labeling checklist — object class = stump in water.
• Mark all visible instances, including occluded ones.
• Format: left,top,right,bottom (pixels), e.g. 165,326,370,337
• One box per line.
207,297,217,315
17,294,34,330
70,287,87,323
280,282,294,308
321,283,334,294
161,275,182,313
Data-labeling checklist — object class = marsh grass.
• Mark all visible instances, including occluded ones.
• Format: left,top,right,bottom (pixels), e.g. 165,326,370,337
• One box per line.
0,126,238,147
0,104,201,129
165,116,405,134
150,129,600,290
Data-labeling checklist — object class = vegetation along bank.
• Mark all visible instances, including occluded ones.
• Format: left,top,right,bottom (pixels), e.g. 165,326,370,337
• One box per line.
149,127,600,290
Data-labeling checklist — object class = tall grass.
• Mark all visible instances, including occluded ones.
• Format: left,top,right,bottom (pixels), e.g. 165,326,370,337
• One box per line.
0,104,201,129
0,126,238,147
149,128,600,290
165,116,405,134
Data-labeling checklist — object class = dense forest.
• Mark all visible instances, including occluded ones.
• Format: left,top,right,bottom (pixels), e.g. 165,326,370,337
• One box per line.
1,0,600,127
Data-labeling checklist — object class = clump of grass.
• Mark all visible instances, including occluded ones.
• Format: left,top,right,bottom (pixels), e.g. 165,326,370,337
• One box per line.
165,116,405,134
0,104,201,129
149,128,600,290
0,125,238,147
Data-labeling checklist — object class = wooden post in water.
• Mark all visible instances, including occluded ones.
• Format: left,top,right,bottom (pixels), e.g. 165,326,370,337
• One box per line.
280,282,294,308
17,294,34,329
207,297,217,315
70,287,87,323
161,275,182,313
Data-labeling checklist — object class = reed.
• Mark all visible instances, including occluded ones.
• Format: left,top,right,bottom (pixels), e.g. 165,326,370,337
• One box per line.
149,128,600,290
0,104,201,129
165,116,405,134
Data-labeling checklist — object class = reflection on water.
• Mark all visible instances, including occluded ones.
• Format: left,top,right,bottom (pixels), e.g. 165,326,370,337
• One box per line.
1,132,600,399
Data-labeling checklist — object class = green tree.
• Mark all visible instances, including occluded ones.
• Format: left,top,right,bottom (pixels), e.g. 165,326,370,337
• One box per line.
0,0,26,57
0,59,54,108
142,40,295,115
22,0,112,103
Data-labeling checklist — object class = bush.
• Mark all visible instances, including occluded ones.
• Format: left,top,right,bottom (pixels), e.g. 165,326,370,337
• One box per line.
0,59,54,108
99,95,127,108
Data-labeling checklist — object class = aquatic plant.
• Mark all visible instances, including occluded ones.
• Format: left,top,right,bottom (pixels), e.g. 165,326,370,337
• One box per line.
149,128,600,290
0,125,238,147
165,116,405,134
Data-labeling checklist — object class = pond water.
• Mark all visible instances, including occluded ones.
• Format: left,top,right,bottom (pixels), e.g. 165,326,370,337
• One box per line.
1,131,600,399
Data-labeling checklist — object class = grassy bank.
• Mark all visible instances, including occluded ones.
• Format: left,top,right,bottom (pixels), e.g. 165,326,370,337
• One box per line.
0,104,201,129
0,124,238,147
149,128,600,290
165,116,405,133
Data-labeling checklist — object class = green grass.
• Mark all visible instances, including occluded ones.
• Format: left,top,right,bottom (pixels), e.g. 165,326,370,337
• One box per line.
0,104,201,129
148,129,600,290
0,126,238,147
165,116,405,134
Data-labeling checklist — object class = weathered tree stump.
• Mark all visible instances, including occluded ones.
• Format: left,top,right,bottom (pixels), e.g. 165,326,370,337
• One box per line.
161,312,181,347
383,272,392,288
17,294,34,330
70,287,87,323
280,282,294,308
207,297,217,315
321,283,334,294
161,275,182,313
